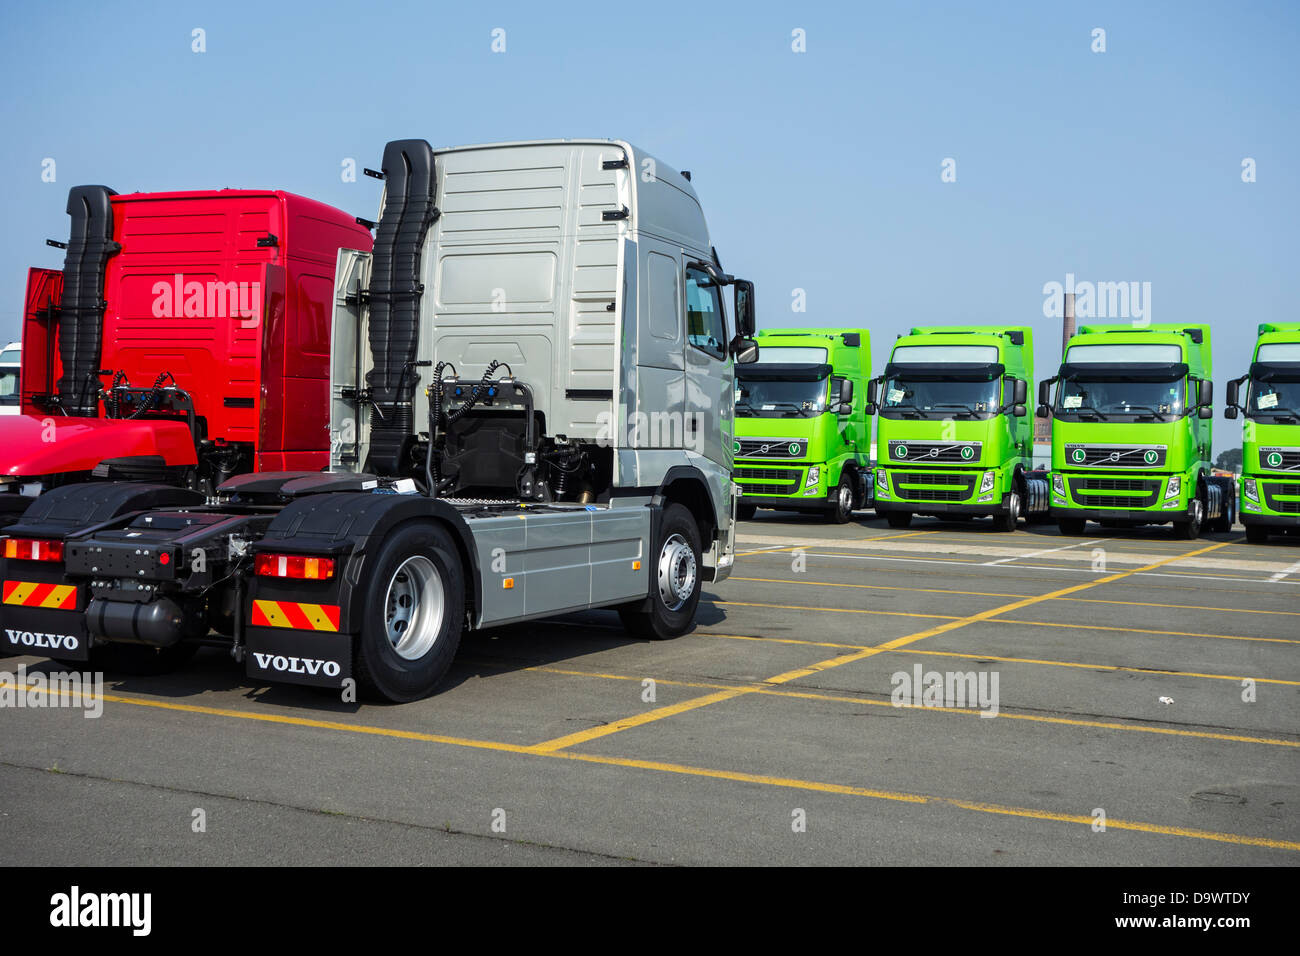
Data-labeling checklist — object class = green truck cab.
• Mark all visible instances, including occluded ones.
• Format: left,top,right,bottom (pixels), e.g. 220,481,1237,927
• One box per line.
868,326,1045,531
1038,323,1234,539
733,329,871,523
1225,322,1300,542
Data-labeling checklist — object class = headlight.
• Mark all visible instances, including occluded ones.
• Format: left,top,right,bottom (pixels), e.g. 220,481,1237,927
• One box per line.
979,470,996,494
1164,475,1181,499
805,466,820,488
1244,479,1258,502
1052,473,1065,496
877,468,887,489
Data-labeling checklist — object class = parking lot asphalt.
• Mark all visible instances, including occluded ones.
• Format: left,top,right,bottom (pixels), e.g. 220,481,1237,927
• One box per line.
2,511,1297,865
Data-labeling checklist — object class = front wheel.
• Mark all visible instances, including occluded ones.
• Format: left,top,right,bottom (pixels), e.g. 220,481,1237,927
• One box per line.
1173,498,1204,540
354,522,465,702
991,491,1021,533
1057,517,1087,536
827,473,856,524
885,511,912,529
619,503,702,640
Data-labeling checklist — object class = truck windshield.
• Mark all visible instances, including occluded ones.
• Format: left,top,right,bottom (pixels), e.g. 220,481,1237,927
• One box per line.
735,375,828,418
881,377,1001,420
0,369,18,406
1248,378,1300,422
1055,378,1184,421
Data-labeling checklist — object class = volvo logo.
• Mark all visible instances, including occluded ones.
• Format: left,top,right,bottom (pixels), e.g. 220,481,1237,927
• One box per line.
251,652,341,677
4,629,79,651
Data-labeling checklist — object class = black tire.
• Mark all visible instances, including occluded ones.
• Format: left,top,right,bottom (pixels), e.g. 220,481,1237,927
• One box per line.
1245,524,1269,544
1173,497,1204,540
57,642,199,676
992,490,1021,533
827,472,855,524
736,504,757,521
885,511,912,529
354,522,465,702
1057,517,1086,536
618,503,701,640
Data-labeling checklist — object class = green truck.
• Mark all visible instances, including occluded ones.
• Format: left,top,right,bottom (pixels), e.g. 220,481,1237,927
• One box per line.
1038,323,1234,538
1225,322,1300,542
868,325,1045,531
733,329,872,523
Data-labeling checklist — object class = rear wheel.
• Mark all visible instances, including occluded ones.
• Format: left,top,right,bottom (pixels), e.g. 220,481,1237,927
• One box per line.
885,511,912,529
992,491,1021,533
354,522,464,702
619,503,702,640
1173,498,1204,540
1245,524,1269,544
827,472,855,524
736,504,757,521
1057,517,1086,536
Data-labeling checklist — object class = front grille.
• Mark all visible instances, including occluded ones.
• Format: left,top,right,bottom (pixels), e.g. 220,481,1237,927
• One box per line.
736,438,805,459
1068,477,1160,508
737,466,802,496
888,441,981,464
1064,444,1167,468
1262,482,1300,514
1259,447,1300,472
891,471,976,502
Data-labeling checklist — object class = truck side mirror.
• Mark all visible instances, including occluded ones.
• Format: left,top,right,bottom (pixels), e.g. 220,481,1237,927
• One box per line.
1198,405,1213,420
1037,380,1052,407
837,378,853,405
1013,404,1027,418
1224,406,1239,420
1225,380,1240,407
866,379,878,407
1035,405,1050,419
733,337,759,364
733,280,755,339
1013,378,1028,405
1198,379,1213,406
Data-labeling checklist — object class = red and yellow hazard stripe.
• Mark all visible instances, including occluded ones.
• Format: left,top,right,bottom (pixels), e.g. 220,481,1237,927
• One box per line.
251,599,340,632
2,580,77,610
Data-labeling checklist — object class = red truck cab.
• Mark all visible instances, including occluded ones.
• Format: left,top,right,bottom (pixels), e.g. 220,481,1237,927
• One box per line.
2,186,373,523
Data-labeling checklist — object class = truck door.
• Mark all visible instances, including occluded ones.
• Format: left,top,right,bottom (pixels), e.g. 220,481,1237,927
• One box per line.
683,263,732,470
330,248,373,470
20,268,63,414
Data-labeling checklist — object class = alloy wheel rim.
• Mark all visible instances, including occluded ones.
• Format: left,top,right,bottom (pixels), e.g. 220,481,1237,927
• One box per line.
383,555,445,660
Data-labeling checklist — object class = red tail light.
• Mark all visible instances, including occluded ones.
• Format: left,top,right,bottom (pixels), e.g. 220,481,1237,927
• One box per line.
254,552,335,580
3,538,64,562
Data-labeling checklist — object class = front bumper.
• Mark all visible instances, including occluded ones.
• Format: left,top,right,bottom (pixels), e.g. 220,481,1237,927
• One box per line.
1048,505,1190,525
874,497,1011,516
1240,512,1300,530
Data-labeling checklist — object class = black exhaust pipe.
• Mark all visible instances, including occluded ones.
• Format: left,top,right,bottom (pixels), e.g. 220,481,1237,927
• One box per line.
58,185,120,417
366,139,438,475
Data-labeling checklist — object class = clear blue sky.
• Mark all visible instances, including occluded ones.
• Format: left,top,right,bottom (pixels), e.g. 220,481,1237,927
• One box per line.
2,0,1296,453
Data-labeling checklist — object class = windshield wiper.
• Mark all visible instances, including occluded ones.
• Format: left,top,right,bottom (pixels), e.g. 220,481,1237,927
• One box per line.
1256,406,1300,422
933,402,981,418
886,403,925,419
1063,405,1110,421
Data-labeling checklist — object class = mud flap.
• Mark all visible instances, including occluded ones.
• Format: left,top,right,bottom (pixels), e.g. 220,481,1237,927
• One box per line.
244,626,352,689
1,605,89,661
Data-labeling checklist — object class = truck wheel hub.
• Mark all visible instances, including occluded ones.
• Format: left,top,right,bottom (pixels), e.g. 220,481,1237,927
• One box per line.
657,534,696,611
383,555,445,660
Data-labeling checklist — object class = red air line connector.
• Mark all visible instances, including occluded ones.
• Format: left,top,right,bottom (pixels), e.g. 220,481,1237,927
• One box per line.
3,538,65,562
254,553,335,580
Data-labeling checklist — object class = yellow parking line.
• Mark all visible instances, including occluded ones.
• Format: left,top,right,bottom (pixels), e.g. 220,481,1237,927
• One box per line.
731,576,1022,599
1056,596,1300,617
527,541,1235,752
990,617,1300,645
481,663,1300,748
18,681,1296,853
711,600,960,621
